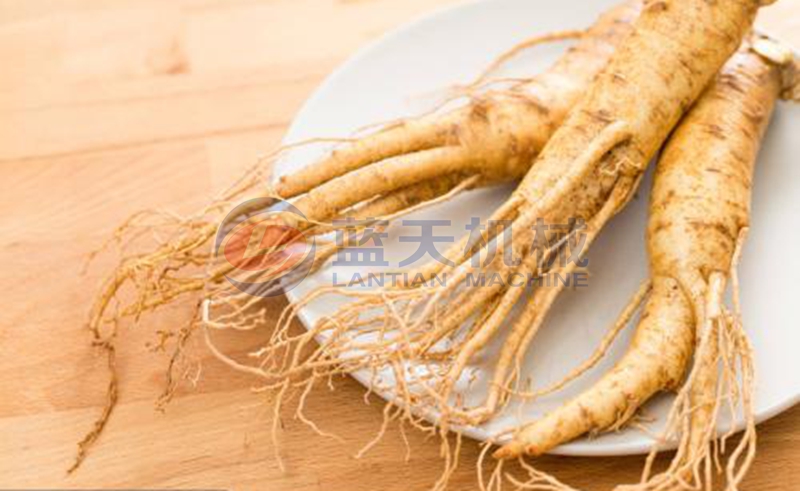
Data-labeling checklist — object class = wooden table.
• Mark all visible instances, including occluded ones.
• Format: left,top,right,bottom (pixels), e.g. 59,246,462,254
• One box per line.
1,1,799,489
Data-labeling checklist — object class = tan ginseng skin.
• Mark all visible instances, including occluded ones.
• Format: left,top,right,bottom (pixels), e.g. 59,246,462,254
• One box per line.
274,1,641,226
71,1,646,473
71,1,644,472
272,0,767,431
496,47,783,488
413,0,766,425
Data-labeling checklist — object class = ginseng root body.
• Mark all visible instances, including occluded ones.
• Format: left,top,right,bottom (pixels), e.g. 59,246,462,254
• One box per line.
267,0,764,431
275,1,640,219
500,42,794,491
74,1,641,471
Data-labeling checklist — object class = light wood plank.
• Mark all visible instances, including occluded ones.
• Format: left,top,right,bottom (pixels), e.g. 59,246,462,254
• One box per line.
1,0,798,490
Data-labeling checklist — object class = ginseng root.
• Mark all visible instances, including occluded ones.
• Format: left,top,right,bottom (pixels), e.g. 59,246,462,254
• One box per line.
258,0,764,434
500,39,797,491
72,1,640,471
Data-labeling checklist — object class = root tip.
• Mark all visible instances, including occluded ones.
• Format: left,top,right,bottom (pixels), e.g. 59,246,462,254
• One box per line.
493,441,524,460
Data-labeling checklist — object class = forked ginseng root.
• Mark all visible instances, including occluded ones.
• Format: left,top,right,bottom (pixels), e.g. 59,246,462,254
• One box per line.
250,0,765,438
501,39,798,491
72,1,641,472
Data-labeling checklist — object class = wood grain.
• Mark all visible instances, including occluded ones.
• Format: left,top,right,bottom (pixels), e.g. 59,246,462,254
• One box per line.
1,0,798,489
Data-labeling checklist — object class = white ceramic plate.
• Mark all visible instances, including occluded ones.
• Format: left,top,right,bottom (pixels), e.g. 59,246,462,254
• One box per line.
275,0,800,456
